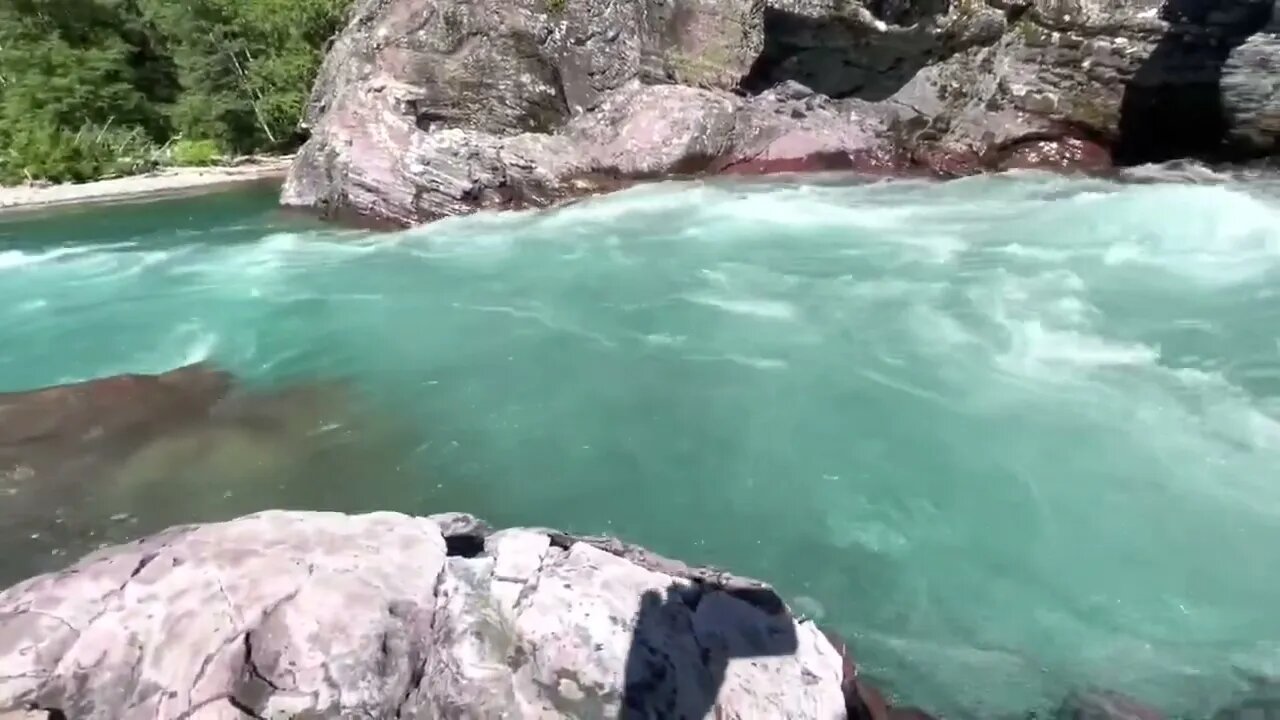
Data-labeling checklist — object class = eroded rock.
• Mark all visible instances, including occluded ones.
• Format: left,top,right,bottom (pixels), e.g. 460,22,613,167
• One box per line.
281,0,1276,225
285,0,1280,225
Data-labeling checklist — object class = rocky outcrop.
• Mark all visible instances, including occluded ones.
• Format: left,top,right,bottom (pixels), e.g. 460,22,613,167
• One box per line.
2,511,1271,719
282,0,1280,225
285,79,909,225
0,510,866,719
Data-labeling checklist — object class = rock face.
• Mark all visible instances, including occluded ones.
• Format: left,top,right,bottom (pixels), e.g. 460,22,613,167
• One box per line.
282,0,1280,225
0,511,856,719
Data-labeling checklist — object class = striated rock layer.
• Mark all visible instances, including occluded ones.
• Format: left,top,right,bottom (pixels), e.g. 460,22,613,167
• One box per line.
0,511,876,719
282,0,1280,225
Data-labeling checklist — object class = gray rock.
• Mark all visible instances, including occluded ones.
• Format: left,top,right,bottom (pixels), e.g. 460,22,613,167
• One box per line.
1224,31,1280,153
0,510,848,719
892,0,1280,165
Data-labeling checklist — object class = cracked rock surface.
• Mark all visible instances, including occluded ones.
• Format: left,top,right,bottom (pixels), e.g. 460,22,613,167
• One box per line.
0,511,848,719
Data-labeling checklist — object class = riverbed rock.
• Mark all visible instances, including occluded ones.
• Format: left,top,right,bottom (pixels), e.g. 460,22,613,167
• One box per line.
1206,673,1280,719
283,0,1280,225
888,707,939,719
0,363,234,494
0,367,392,587
0,365,369,506
1055,689,1167,720
0,510,850,719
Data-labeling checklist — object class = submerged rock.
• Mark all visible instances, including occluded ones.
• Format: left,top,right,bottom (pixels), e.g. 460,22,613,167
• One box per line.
0,362,232,449
284,0,1280,225
0,366,383,585
0,364,361,501
0,511,852,719
1206,673,1280,719
888,708,940,719
0,363,233,495
1054,689,1167,719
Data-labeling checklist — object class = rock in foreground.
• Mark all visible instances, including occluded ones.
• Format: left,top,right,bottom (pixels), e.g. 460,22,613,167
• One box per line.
0,511,851,719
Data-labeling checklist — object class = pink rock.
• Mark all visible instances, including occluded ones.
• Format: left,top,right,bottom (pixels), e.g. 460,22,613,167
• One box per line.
996,136,1113,173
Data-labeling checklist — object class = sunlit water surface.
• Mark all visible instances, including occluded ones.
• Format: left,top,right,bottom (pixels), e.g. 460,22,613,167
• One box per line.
3,173,1280,717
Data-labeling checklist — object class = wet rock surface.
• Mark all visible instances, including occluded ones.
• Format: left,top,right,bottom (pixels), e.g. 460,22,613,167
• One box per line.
283,0,1280,225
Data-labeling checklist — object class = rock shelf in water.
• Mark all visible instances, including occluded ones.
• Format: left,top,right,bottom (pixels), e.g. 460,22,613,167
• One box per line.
0,510,857,719
1,510,1274,718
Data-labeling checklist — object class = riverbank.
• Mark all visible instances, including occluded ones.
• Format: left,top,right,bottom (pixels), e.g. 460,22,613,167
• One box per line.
0,156,291,216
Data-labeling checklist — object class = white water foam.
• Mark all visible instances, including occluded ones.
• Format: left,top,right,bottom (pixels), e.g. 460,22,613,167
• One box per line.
684,294,798,321
998,321,1161,375
0,243,140,271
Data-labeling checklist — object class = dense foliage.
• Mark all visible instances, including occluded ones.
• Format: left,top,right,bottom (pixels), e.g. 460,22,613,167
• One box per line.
0,0,350,184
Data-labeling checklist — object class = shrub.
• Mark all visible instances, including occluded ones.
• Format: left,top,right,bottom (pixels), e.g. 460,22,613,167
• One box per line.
170,139,223,166
0,124,160,185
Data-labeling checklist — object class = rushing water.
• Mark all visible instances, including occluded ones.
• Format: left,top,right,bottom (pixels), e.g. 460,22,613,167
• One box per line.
3,173,1280,717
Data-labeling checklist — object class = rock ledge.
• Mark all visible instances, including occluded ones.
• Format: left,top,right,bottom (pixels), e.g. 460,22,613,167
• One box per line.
0,510,857,719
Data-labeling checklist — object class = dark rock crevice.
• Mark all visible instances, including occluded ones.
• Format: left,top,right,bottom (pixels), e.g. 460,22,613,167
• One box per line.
738,7,940,100
225,695,268,720
391,553,453,719
436,513,493,558
1116,0,1276,164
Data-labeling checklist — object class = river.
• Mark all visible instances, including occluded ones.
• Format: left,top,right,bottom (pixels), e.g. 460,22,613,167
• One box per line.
2,171,1279,717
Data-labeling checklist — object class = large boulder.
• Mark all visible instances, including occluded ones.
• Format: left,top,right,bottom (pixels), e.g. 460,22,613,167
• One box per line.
0,511,858,719
282,0,1009,224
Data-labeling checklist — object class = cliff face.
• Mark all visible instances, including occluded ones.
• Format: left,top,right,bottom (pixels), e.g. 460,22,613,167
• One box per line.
281,0,1280,225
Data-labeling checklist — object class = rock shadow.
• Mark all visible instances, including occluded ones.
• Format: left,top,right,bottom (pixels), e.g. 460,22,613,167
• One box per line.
738,6,943,100
1115,0,1274,164
620,582,798,719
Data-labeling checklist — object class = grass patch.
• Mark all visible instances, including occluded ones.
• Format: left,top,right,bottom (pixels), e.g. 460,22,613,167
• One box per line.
170,139,223,167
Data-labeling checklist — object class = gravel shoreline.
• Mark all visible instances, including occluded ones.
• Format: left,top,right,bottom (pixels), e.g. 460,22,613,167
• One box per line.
0,157,291,215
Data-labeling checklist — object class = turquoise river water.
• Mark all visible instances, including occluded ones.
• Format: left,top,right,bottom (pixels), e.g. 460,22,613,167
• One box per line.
2,173,1280,717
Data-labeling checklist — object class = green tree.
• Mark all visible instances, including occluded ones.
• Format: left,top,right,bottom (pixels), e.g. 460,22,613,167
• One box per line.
0,0,351,184
0,0,175,182
140,0,348,153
